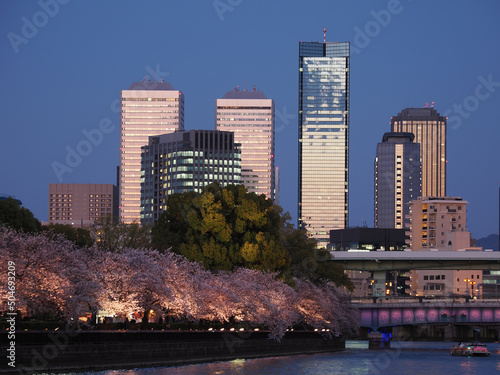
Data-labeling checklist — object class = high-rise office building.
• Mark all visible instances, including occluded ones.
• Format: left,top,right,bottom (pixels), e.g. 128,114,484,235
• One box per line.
298,41,350,248
120,81,184,224
374,132,421,229
391,107,446,197
140,130,241,225
215,88,275,201
48,183,118,227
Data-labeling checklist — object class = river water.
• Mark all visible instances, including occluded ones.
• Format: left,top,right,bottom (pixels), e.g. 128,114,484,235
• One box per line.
76,341,500,375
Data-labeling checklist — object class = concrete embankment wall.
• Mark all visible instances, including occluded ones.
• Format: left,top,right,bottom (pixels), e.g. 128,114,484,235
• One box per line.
1,330,344,373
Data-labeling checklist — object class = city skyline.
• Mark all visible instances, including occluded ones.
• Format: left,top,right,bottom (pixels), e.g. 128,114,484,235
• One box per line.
1,1,499,238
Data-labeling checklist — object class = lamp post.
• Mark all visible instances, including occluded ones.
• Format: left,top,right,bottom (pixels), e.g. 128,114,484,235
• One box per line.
464,278,471,298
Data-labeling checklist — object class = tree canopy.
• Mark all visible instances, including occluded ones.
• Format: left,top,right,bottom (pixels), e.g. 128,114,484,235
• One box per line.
151,183,352,290
152,183,290,273
0,197,41,233
91,214,150,252
42,223,94,248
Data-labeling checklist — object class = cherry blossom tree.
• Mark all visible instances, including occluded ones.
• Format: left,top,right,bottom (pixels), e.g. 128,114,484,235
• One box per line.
0,228,359,340
0,228,96,320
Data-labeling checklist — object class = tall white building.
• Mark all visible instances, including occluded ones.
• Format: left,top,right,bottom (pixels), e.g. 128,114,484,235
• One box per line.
120,81,184,224
216,88,275,201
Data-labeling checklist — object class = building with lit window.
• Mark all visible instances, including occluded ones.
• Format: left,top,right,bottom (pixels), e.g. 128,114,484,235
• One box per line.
391,107,446,198
406,196,469,250
215,88,274,201
374,132,421,229
140,130,241,225
120,81,184,224
48,183,118,227
406,196,483,297
298,40,350,248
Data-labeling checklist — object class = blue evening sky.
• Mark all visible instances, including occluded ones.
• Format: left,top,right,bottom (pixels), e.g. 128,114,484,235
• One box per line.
1,0,499,239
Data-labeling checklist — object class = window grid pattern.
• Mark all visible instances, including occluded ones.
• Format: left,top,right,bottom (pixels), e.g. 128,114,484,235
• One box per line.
298,41,350,248
120,84,184,224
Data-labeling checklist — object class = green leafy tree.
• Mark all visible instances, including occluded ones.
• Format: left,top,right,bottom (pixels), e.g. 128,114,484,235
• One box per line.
152,183,290,273
42,223,94,247
284,223,353,290
152,183,352,289
0,197,41,233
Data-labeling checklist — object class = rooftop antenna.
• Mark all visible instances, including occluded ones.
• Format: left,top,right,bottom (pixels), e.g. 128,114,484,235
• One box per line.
323,27,327,43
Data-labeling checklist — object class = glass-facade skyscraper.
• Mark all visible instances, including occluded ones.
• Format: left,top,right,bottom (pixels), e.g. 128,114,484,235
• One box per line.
298,41,350,248
140,130,241,225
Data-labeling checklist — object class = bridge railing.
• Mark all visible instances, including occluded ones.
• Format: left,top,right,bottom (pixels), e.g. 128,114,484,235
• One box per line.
350,296,500,305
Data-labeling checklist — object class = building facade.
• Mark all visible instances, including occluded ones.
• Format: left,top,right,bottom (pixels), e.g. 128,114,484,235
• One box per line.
48,183,118,227
140,130,241,225
406,196,468,250
298,41,350,248
330,227,407,252
120,81,184,224
374,132,421,229
406,196,483,297
215,88,274,201
391,107,446,197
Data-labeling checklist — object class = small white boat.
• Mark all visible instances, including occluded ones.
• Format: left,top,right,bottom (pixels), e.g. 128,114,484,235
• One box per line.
450,342,490,356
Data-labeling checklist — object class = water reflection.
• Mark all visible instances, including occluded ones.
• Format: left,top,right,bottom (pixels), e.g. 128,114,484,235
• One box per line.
66,341,500,375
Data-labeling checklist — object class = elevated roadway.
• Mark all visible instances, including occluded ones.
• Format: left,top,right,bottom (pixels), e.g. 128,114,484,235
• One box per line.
330,250,500,271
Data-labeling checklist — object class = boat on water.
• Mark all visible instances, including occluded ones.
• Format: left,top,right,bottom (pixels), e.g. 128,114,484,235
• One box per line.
450,342,491,356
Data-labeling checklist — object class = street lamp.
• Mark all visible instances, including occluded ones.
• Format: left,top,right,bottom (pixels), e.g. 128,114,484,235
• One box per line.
464,278,476,298
464,278,471,298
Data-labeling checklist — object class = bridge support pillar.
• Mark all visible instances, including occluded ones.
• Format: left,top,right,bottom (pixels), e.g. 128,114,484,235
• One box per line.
368,331,391,349
444,325,456,341
372,270,386,298
392,326,411,341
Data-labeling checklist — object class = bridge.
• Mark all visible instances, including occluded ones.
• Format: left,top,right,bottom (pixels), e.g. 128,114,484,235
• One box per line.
355,299,500,329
